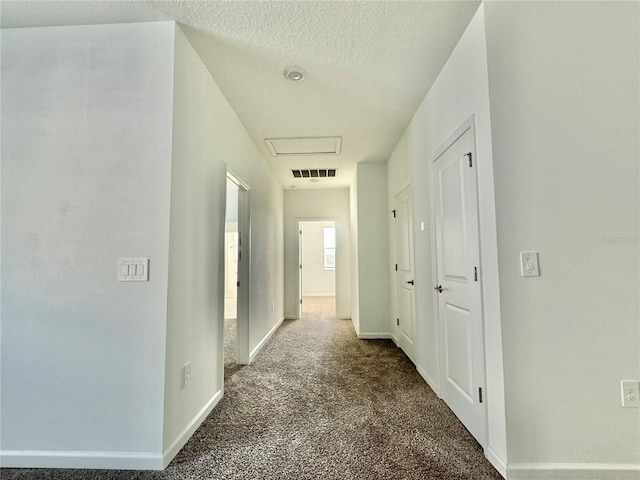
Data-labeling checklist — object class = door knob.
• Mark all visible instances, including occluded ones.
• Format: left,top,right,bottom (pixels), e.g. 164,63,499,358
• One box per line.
434,285,443,293
406,280,414,285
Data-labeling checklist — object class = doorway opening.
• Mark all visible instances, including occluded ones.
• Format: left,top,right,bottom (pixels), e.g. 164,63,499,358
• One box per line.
298,220,336,319
223,178,239,370
223,171,250,372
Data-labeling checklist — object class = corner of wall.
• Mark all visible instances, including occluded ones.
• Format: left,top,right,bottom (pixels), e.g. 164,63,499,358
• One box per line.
349,175,360,335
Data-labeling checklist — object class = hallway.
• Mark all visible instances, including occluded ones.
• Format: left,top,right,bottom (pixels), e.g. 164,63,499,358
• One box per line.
3,297,501,480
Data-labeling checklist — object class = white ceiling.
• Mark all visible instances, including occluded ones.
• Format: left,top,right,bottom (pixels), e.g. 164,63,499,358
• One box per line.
1,0,481,190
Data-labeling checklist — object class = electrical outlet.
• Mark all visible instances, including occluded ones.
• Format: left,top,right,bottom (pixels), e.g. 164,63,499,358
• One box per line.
621,380,640,408
182,362,192,389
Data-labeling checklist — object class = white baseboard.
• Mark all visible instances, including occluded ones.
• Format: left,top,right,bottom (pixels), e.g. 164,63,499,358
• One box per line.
416,364,440,397
249,317,284,362
507,463,640,479
284,315,298,320
357,332,393,339
485,446,507,478
0,449,163,470
162,389,223,469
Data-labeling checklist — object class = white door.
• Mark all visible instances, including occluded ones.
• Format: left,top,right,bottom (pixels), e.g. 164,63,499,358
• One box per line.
432,121,486,445
394,183,417,363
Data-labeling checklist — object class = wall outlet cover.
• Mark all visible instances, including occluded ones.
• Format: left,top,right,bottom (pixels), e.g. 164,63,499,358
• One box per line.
621,380,640,408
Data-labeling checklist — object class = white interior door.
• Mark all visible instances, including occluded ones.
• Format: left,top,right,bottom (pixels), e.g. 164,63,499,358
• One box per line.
432,121,486,446
394,183,417,363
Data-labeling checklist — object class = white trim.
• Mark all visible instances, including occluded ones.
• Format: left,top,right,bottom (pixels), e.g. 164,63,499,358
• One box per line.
284,315,298,320
249,317,284,362
350,317,360,336
301,293,336,297
484,447,507,478
162,389,223,468
0,450,163,470
390,333,399,346
416,365,440,397
507,463,640,479
357,332,393,339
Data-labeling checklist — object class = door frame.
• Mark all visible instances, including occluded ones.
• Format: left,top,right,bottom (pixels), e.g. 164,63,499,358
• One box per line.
226,168,251,366
295,217,337,319
429,114,488,446
392,180,417,363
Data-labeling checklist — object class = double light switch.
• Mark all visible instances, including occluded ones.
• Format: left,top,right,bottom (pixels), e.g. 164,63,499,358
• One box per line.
118,258,149,282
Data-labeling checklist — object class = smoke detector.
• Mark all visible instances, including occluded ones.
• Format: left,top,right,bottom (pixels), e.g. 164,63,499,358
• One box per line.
284,67,305,81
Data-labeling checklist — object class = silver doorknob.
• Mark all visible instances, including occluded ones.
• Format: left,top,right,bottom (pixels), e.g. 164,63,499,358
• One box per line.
434,285,443,293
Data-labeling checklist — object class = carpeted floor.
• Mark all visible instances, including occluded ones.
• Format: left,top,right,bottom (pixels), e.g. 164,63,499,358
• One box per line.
2,297,502,480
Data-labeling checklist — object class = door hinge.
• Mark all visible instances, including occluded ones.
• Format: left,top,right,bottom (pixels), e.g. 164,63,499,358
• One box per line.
299,230,302,235
392,209,396,218
396,318,400,326
465,152,472,167
300,264,302,270
395,264,398,271
479,387,483,403
474,266,478,282
236,281,240,287
300,299,303,304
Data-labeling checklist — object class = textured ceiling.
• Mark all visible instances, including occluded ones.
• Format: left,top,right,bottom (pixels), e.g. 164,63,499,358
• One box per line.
1,0,481,189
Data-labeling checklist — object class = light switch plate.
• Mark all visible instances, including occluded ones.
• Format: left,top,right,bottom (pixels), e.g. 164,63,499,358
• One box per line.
520,251,539,277
118,258,149,282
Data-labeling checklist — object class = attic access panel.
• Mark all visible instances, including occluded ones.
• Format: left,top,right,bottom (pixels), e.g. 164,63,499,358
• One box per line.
265,137,342,156
291,169,337,179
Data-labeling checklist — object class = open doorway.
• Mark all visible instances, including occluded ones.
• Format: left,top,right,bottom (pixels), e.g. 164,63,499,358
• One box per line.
298,220,336,318
223,179,239,369
223,171,250,372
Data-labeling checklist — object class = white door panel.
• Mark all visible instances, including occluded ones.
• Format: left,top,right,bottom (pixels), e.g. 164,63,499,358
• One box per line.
433,121,487,446
397,285,414,342
444,302,473,400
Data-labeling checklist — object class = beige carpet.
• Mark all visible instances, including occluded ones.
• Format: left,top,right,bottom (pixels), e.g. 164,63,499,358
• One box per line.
2,296,502,480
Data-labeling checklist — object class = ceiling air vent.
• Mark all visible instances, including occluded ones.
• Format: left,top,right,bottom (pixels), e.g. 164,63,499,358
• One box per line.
265,137,342,156
291,169,337,179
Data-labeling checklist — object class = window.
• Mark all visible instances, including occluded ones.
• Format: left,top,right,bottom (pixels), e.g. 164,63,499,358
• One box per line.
323,226,336,270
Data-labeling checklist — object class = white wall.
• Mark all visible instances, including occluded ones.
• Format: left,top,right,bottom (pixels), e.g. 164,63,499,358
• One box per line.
301,221,335,296
225,180,239,223
163,25,285,458
484,2,639,476
284,189,351,319
354,163,391,337
386,5,507,473
1,22,175,467
0,21,285,470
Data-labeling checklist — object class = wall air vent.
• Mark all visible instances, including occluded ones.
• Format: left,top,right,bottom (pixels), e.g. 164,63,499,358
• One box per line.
291,169,337,179
265,137,342,156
